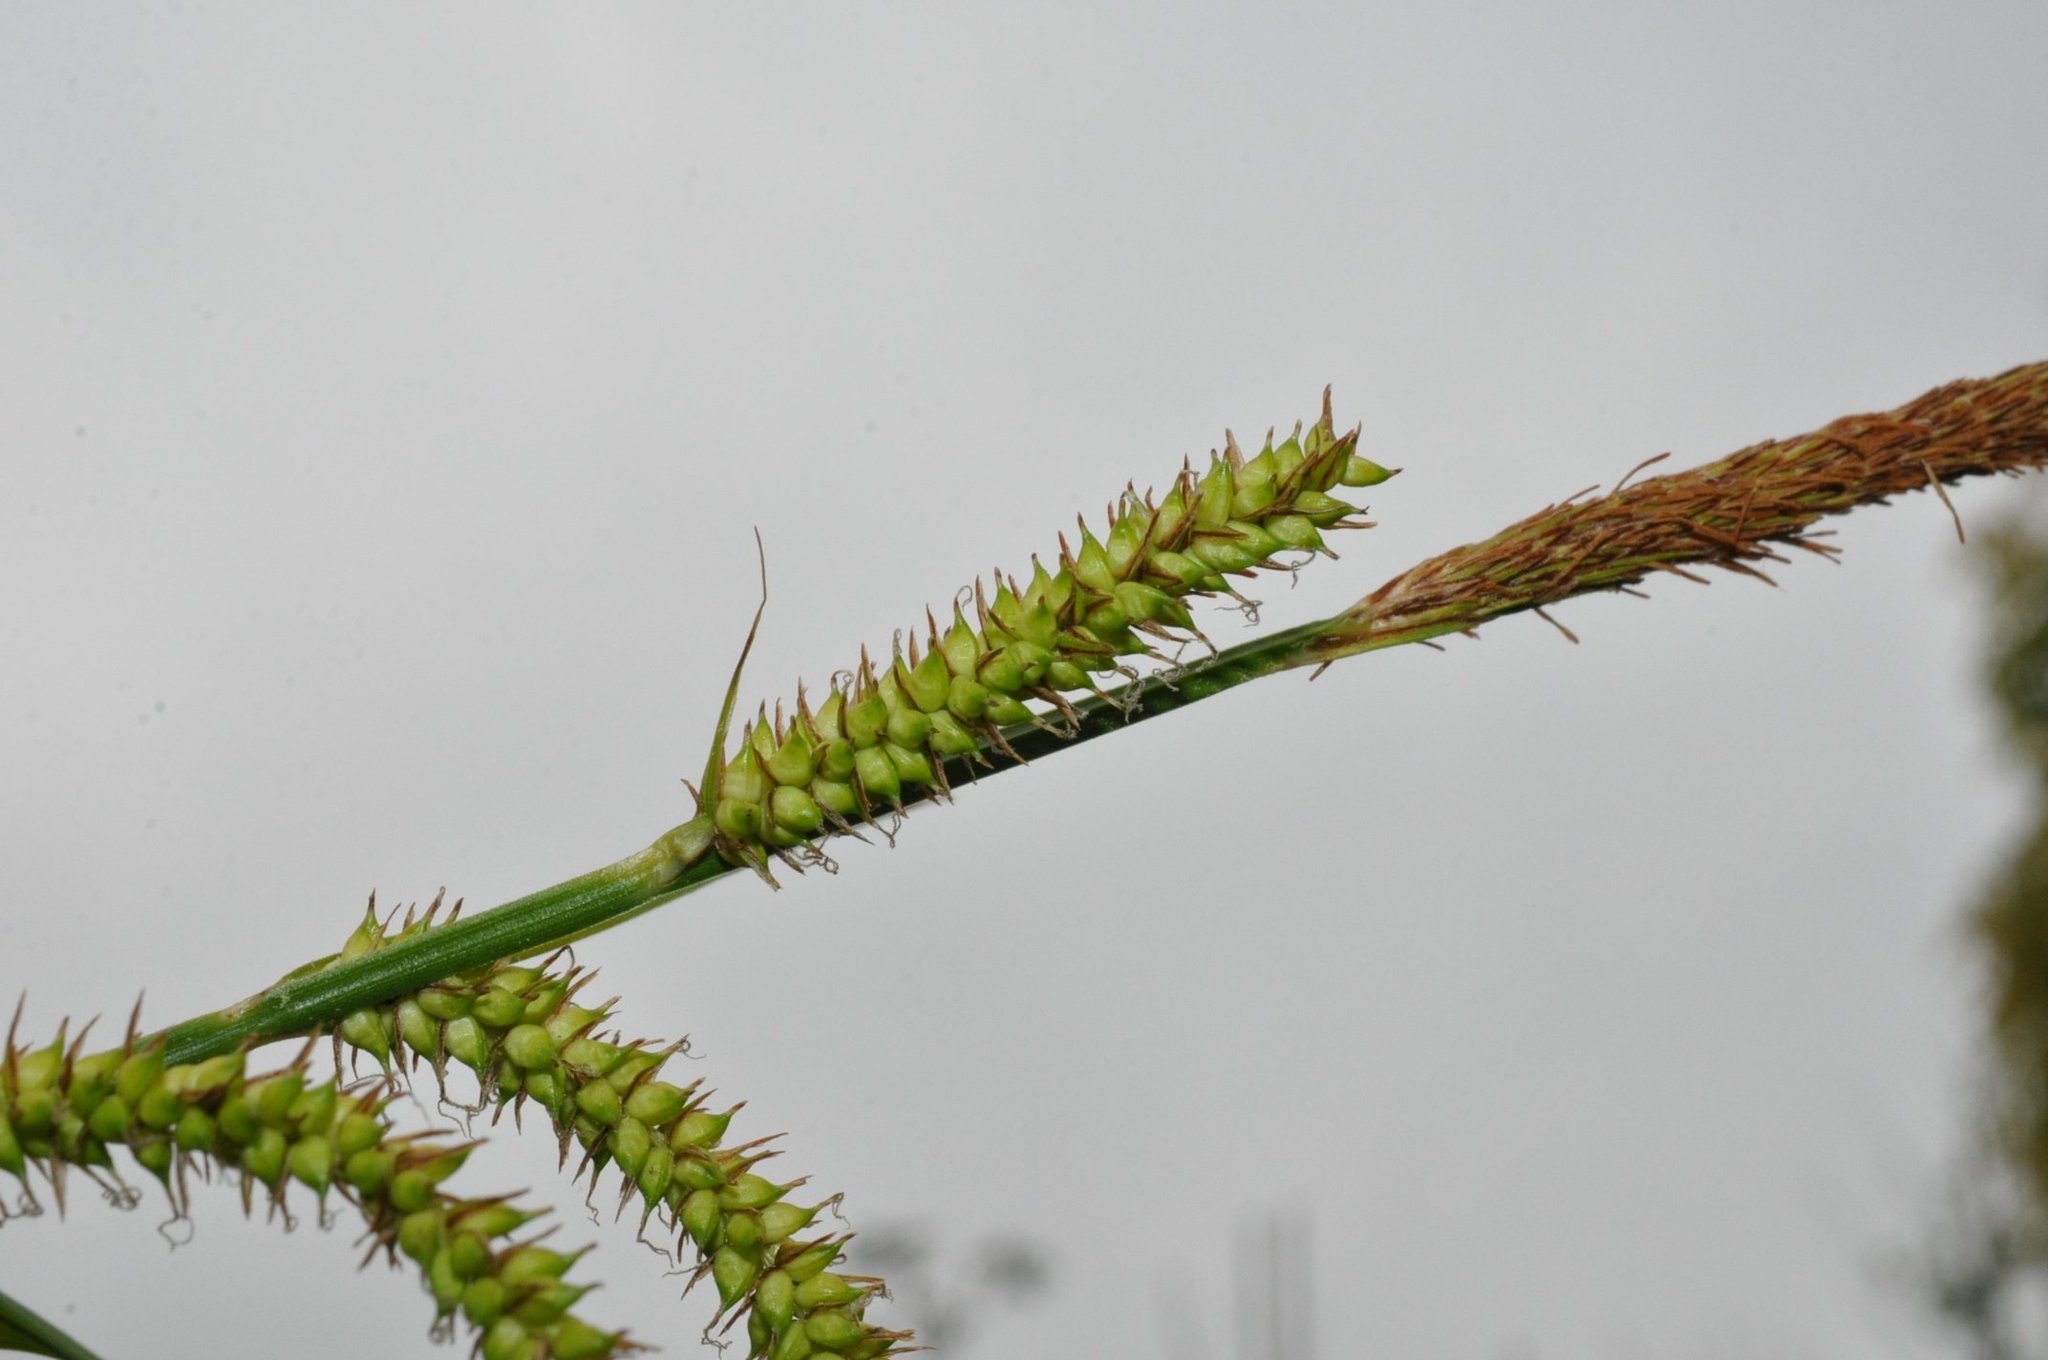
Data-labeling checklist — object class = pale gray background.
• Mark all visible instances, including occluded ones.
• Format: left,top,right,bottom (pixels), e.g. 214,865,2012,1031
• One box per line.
4,5,2048,1358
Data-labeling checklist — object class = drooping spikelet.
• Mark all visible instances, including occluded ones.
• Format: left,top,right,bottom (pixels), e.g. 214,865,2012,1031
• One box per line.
703,393,1393,870
0,1003,625,1360
335,899,909,1360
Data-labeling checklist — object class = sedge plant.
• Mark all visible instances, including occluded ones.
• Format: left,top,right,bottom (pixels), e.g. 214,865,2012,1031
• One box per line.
3,362,2046,1358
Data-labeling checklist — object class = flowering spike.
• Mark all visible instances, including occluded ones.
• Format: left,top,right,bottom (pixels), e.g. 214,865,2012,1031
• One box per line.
321,921,913,1358
2,1010,629,1356
679,395,1384,875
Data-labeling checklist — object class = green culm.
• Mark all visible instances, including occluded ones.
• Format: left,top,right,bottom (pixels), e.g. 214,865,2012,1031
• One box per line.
18,367,2041,1357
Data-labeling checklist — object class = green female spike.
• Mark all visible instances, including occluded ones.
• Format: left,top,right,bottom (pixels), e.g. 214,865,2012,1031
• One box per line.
675,395,1390,882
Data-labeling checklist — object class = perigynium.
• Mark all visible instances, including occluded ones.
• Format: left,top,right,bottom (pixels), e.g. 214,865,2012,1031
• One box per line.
4,366,2047,1358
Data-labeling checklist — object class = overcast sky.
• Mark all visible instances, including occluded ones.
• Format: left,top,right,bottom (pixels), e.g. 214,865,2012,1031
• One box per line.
4,5,2048,1358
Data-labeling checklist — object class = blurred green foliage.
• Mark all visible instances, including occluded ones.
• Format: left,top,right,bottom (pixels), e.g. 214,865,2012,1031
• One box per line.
1976,501,2048,1199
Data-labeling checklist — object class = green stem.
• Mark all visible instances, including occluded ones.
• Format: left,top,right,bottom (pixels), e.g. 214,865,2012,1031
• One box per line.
151,619,1327,1065
0,1288,105,1360
155,835,720,1065
144,356,2048,1067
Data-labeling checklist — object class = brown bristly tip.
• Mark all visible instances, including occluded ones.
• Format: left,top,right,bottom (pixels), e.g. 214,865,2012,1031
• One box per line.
1611,451,1672,495
1532,606,1579,645
1923,459,1967,543
63,1018,95,1074
1308,361,2048,664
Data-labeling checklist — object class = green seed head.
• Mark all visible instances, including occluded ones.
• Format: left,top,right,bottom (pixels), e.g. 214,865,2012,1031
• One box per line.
623,1079,691,1126
792,1272,863,1310
114,1050,165,1108
174,1105,218,1154
499,1244,577,1289
721,744,772,805
765,729,819,786
217,1093,260,1144
480,1318,539,1360
850,745,900,806
574,1079,623,1127
712,1244,761,1311
817,738,857,782
924,709,978,757
450,1199,533,1239
86,1093,132,1143
288,1081,337,1133
718,1172,786,1211
511,1281,588,1328
523,1068,563,1109
1265,513,1324,552
134,1081,184,1131
462,1276,510,1329
636,1142,675,1206
344,1146,395,1195
771,784,825,837
390,1167,439,1214
243,1126,289,1186
756,1268,797,1332
901,650,952,713
772,1323,816,1360
667,1106,733,1146
780,1237,844,1284
682,1186,722,1251
545,1004,606,1047
416,987,472,1022
550,1317,619,1360
133,1135,174,1181
883,742,934,788
11,1087,56,1138
339,1008,393,1064
448,1230,491,1281
725,1209,763,1254
471,987,528,1030
340,904,385,960
804,1308,867,1351
14,1045,61,1092
715,794,765,842
336,1109,384,1158
428,1247,466,1309
502,1023,557,1070
559,1034,616,1073
397,999,439,1057
443,1015,490,1071
844,692,890,749
0,1116,25,1178
604,1047,662,1093
610,1115,652,1180
287,1133,333,1193
1340,451,1396,486
759,1199,822,1245
249,1072,305,1126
